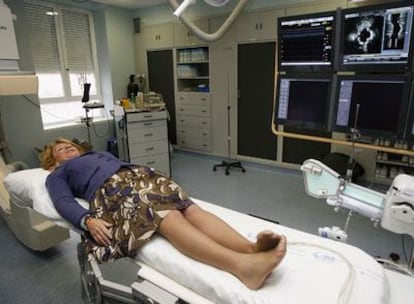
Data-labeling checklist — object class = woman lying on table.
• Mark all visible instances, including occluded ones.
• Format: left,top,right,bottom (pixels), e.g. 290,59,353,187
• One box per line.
40,138,287,290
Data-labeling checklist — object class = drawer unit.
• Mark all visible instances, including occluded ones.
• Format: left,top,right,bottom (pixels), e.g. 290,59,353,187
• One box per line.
116,109,170,176
174,90,211,152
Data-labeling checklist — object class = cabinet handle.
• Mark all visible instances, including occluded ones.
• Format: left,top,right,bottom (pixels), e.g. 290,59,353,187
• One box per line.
145,147,155,151
201,98,206,101
144,133,153,137
260,23,263,30
255,23,259,30
202,121,207,125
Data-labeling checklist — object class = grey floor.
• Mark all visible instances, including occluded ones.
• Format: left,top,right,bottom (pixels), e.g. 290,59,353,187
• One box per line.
0,150,412,303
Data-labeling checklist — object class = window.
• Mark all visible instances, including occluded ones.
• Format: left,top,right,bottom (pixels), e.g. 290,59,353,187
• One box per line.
25,1,104,129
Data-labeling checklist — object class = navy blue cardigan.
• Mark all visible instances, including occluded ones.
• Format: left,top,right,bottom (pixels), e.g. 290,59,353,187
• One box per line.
46,151,131,229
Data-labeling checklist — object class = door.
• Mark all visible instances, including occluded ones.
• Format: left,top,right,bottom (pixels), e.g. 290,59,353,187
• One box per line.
237,42,277,160
147,50,176,144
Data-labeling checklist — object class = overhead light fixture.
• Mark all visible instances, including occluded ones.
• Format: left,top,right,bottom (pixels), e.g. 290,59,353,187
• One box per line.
168,0,248,42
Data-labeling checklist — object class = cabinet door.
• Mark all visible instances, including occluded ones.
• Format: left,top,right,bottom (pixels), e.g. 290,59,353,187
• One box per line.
141,24,173,49
147,50,176,144
237,42,277,160
173,19,209,47
235,10,281,42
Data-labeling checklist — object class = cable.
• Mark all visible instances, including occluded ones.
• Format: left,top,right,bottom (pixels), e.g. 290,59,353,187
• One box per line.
288,241,356,304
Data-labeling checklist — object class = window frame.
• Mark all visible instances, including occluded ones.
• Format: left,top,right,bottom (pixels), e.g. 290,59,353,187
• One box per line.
25,0,104,129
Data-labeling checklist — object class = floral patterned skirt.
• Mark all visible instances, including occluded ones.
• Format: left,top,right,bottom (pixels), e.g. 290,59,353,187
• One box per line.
84,166,193,263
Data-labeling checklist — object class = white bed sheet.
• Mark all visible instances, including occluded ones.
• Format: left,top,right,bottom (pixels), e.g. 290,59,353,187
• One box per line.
4,169,389,304
136,198,388,304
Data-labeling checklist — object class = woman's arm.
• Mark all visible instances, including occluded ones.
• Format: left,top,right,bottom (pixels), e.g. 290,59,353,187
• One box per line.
46,174,89,230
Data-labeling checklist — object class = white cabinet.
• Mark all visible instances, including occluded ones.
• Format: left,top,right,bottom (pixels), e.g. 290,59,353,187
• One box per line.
173,19,209,47
235,10,282,42
116,110,170,175
176,93,212,152
138,23,173,50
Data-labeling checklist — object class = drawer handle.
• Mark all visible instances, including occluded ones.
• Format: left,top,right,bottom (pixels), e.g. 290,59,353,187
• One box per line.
146,161,155,165
144,133,153,137
144,115,153,118
202,133,207,136
145,147,155,151
180,120,185,123
201,98,206,101
144,122,153,126
202,122,207,125
201,110,207,113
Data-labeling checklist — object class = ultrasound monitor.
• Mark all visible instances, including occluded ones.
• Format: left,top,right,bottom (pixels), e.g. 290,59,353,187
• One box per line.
274,74,333,131
339,1,414,72
278,11,337,72
333,74,411,139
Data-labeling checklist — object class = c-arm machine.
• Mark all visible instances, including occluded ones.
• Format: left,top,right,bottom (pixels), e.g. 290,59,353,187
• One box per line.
301,159,414,268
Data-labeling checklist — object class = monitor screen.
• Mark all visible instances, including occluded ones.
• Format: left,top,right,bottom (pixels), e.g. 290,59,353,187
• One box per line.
333,74,411,138
339,1,414,72
278,11,337,72
274,75,333,130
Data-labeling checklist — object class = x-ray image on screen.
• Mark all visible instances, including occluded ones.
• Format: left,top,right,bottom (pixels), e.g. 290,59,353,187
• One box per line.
344,16,383,55
340,2,414,71
384,12,408,50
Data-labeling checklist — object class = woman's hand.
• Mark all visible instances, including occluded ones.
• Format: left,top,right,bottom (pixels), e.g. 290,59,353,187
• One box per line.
86,218,113,246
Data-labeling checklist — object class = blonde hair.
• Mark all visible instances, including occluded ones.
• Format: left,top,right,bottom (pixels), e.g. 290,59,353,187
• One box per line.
39,137,84,170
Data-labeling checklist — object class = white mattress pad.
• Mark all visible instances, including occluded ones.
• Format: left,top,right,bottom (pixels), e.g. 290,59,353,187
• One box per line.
136,198,388,304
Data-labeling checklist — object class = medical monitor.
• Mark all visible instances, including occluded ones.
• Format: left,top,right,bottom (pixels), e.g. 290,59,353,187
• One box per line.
333,74,411,139
278,11,337,72
339,1,414,72
274,74,333,131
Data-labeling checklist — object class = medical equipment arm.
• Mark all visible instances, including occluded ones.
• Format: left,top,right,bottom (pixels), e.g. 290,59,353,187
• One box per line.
301,159,414,239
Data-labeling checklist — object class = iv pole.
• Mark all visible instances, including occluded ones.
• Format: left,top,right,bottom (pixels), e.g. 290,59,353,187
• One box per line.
213,70,246,175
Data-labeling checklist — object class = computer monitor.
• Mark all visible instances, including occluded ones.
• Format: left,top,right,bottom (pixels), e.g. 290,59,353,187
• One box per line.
278,11,338,72
333,74,411,139
274,74,334,131
339,0,414,72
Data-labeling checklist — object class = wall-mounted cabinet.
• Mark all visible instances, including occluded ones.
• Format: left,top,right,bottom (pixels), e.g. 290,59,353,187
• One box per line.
176,46,210,93
235,10,282,42
139,23,173,50
173,19,209,47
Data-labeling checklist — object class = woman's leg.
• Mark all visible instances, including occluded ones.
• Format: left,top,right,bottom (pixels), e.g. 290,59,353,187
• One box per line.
158,209,287,290
182,204,281,253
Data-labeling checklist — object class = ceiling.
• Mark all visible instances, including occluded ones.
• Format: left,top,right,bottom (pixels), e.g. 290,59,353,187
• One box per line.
90,0,168,9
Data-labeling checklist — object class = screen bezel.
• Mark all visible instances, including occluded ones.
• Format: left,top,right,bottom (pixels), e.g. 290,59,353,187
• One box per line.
277,10,339,73
332,73,412,139
338,0,414,73
273,73,334,131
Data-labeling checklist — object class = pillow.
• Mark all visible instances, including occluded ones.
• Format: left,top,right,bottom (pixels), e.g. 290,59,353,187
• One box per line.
3,168,88,226
4,168,50,207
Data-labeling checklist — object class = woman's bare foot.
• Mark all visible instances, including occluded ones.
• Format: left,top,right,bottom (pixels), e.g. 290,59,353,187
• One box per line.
239,235,287,290
254,230,282,252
